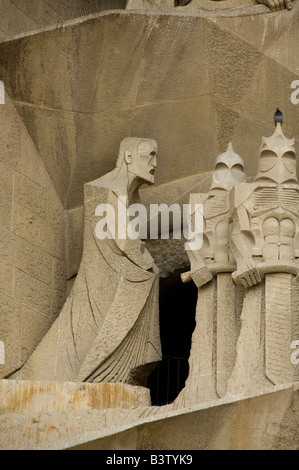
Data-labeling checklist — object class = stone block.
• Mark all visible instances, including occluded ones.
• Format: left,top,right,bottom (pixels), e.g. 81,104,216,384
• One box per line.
18,128,50,189
0,380,151,415
134,15,210,105
8,3,38,36
0,261,13,297
131,95,218,184
13,203,47,251
205,20,261,109
0,161,13,205
20,305,51,353
0,0,9,40
264,18,299,75
0,292,22,377
64,206,84,279
14,173,48,219
0,228,14,265
16,105,72,204
14,236,52,285
14,268,51,317
0,199,12,232
0,102,22,169
47,191,65,260
208,3,293,50
51,257,67,316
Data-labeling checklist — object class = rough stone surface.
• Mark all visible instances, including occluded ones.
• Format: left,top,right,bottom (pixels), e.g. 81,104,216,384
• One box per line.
0,1,299,452
0,379,150,415
0,382,298,450
0,0,128,42
0,92,67,379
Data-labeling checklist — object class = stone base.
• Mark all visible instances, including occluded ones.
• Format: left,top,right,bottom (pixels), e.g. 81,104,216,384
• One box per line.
0,379,151,415
0,381,298,450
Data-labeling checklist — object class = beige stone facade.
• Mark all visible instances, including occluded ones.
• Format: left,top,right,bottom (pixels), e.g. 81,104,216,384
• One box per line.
0,92,66,380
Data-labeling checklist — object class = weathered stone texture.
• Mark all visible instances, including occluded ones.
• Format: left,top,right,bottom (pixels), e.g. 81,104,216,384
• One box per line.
0,382,298,450
0,1,298,452
0,93,67,378
0,0,128,42
0,380,150,415
0,7,298,213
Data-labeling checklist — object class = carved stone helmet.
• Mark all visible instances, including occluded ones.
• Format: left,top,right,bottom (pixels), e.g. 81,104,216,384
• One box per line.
254,111,297,185
210,142,246,191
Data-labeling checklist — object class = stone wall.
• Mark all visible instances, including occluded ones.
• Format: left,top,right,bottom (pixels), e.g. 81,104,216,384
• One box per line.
0,92,66,378
0,2,299,378
0,0,128,42
0,8,298,211
1,6,298,282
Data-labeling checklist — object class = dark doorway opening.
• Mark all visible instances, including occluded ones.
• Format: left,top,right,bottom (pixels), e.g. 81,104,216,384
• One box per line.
147,269,197,406
174,0,193,6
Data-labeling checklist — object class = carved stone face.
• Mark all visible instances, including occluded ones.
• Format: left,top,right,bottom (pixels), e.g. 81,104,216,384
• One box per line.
128,140,158,184
255,124,298,185
210,142,246,191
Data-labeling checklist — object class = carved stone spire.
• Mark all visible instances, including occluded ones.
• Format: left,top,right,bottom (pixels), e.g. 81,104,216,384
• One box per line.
254,111,297,185
210,142,245,192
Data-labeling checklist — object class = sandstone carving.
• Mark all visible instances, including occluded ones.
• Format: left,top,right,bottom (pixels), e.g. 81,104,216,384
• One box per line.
175,143,246,407
176,111,299,408
1,0,299,450
12,137,162,386
227,111,299,395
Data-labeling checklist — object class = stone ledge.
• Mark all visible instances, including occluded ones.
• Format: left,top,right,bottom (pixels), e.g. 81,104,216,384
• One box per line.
0,379,151,415
1,381,298,449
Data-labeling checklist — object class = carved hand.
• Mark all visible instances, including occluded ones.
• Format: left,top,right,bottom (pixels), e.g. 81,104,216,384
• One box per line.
234,259,261,288
190,265,213,288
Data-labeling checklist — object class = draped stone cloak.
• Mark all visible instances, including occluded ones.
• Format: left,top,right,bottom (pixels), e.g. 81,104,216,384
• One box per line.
13,178,162,385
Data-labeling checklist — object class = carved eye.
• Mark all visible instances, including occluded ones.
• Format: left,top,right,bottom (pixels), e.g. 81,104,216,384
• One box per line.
282,151,296,173
231,164,244,180
215,163,228,172
258,150,277,172
213,163,228,183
